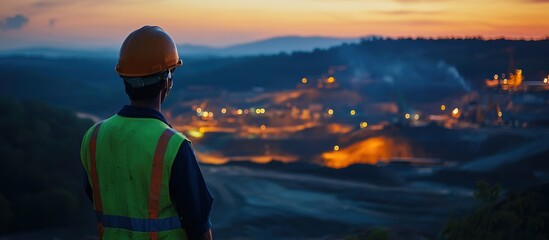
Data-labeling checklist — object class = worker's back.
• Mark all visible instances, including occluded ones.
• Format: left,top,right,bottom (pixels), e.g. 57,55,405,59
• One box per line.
81,115,189,239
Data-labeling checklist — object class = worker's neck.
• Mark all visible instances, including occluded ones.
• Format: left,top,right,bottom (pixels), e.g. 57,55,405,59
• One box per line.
130,97,161,112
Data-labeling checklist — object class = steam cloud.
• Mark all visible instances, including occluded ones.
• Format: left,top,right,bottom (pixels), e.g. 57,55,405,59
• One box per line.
340,47,471,103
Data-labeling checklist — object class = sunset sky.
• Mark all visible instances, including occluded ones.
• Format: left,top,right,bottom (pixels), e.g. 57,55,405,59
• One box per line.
0,0,548,50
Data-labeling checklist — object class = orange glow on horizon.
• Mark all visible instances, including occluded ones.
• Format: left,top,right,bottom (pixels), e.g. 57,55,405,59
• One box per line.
196,152,298,165
326,123,354,134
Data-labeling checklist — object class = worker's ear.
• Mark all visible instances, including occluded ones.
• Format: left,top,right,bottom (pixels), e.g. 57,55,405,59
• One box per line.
160,78,171,104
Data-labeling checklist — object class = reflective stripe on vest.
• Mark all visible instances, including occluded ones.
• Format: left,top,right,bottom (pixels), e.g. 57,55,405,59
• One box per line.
148,129,176,240
96,212,181,232
89,124,178,238
89,122,104,239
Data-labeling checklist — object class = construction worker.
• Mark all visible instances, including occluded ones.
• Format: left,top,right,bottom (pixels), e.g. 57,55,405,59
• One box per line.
80,26,213,240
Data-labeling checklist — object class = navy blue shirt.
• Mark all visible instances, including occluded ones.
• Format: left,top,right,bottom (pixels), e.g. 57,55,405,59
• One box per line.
83,105,213,239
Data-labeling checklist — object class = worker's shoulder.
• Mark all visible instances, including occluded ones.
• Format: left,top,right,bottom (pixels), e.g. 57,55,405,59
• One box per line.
167,128,190,143
82,120,104,140
82,115,118,139
86,115,116,132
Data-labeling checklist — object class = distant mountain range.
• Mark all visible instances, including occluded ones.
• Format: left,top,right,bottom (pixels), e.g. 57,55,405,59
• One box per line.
0,36,363,58
178,36,362,57
0,47,117,58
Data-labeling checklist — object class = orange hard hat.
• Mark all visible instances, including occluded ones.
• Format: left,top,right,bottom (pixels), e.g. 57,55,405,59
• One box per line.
115,26,182,77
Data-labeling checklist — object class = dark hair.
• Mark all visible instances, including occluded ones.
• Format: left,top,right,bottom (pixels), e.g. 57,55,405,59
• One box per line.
123,79,164,101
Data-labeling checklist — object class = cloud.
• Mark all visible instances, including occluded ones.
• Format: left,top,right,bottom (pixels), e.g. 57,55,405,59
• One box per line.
0,14,29,30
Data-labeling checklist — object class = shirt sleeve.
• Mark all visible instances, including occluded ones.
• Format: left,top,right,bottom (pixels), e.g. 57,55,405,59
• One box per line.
82,168,93,202
169,141,214,239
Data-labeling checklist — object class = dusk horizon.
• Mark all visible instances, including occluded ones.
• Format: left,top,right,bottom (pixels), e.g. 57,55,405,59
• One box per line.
2,0,549,50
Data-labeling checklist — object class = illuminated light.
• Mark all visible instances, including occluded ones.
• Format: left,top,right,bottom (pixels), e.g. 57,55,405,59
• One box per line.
544,78,548,84
237,109,243,115
187,130,203,138
208,112,214,118
441,105,446,111
260,108,266,114
255,108,261,114
202,111,209,117
260,124,266,130
451,108,461,118
350,109,356,116
503,79,508,85
196,108,202,113
301,77,308,84
360,121,368,128
497,111,503,118
327,77,335,83
333,145,340,151
405,113,411,119
328,109,334,115
494,74,498,80
414,114,420,120
322,136,412,168
198,127,206,133
244,109,250,114
221,108,227,114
